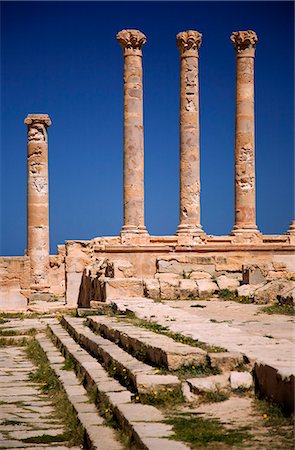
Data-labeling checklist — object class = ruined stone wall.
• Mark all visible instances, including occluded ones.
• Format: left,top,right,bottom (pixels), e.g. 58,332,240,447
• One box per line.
48,245,66,297
0,257,30,310
67,236,295,307
0,246,66,310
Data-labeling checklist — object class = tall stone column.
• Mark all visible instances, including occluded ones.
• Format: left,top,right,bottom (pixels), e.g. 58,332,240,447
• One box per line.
176,30,204,236
25,114,51,292
231,30,260,235
116,29,148,240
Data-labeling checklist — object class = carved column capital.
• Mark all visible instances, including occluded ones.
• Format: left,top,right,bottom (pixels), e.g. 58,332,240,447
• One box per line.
230,30,258,57
116,29,146,56
24,114,51,143
176,30,202,57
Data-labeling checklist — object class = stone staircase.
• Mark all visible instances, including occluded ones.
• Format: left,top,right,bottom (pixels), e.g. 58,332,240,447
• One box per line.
35,312,255,449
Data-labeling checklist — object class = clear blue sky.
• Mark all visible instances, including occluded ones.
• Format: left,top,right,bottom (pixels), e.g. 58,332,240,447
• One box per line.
1,1,294,256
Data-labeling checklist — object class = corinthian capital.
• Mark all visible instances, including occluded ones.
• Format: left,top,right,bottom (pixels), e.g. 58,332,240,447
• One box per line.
176,30,202,56
230,30,258,55
116,29,146,55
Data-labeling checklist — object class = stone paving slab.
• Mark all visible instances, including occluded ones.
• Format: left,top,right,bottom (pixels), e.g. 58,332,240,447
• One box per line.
87,315,207,369
112,297,295,412
47,321,190,449
0,345,80,449
35,333,123,450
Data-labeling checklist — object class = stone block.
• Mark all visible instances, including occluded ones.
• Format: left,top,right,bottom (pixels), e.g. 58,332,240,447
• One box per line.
136,374,179,394
104,278,144,300
230,371,253,390
254,280,295,304
267,271,290,280
254,362,294,414
277,285,295,304
242,265,266,285
0,289,28,311
195,279,218,298
187,374,229,394
106,259,135,278
157,260,215,276
216,275,240,291
144,279,160,299
116,403,165,424
189,271,211,280
179,279,198,299
160,279,180,300
208,352,244,372
237,284,264,298
273,262,287,271
154,273,180,280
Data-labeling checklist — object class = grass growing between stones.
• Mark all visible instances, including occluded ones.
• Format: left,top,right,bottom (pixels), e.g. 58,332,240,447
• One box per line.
0,327,37,336
25,339,84,447
139,386,185,407
0,337,28,347
62,353,76,371
253,397,294,444
219,289,254,304
160,361,221,379
199,388,230,403
260,299,294,316
164,412,251,448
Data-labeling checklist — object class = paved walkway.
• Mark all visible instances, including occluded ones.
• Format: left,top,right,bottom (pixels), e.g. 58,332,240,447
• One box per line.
112,298,295,378
0,345,81,449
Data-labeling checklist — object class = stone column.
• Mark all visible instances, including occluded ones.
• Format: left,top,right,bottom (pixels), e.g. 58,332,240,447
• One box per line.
25,114,51,292
176,30,204,236
116,29,148,240
231,30,260,235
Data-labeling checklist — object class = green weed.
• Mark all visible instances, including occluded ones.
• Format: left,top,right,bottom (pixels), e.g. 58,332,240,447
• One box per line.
25,339,84,446
165,412,251,447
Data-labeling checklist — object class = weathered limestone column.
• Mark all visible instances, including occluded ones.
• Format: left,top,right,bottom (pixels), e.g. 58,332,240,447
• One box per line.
25,114,51,292
176,30,204,237
116,29,148,241
231,30,260,236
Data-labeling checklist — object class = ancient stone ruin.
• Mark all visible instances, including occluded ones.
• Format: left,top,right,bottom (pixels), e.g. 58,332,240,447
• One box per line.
1,29,294,311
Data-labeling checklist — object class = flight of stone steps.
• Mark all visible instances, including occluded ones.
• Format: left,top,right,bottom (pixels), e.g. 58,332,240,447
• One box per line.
35,312,254,449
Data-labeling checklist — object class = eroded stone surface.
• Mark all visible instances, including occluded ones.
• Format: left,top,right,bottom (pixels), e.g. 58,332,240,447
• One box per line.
25,114,51,292
117,29,148,238
176,30,203,236
230,31,260,236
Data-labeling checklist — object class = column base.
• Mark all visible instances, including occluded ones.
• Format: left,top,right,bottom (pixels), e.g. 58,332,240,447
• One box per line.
176,224,206,246
176,223,204,235
120,225,150,245
230,226,262,243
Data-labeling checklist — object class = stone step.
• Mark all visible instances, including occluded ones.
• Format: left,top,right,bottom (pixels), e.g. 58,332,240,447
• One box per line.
61,316,180,395
86,315,207,370
35,330,123,450
186,371,253,395
111,299,248,373
46,321,190,450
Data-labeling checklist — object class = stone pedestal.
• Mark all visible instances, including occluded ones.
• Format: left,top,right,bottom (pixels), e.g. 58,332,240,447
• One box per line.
116,29,149,243
230,30,261,238
25,114,51,292
176,30,204,238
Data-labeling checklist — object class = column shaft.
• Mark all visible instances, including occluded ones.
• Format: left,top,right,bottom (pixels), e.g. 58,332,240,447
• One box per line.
25,114,51,290
231,31,259,234
117,29,148,235
176,31,203,235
